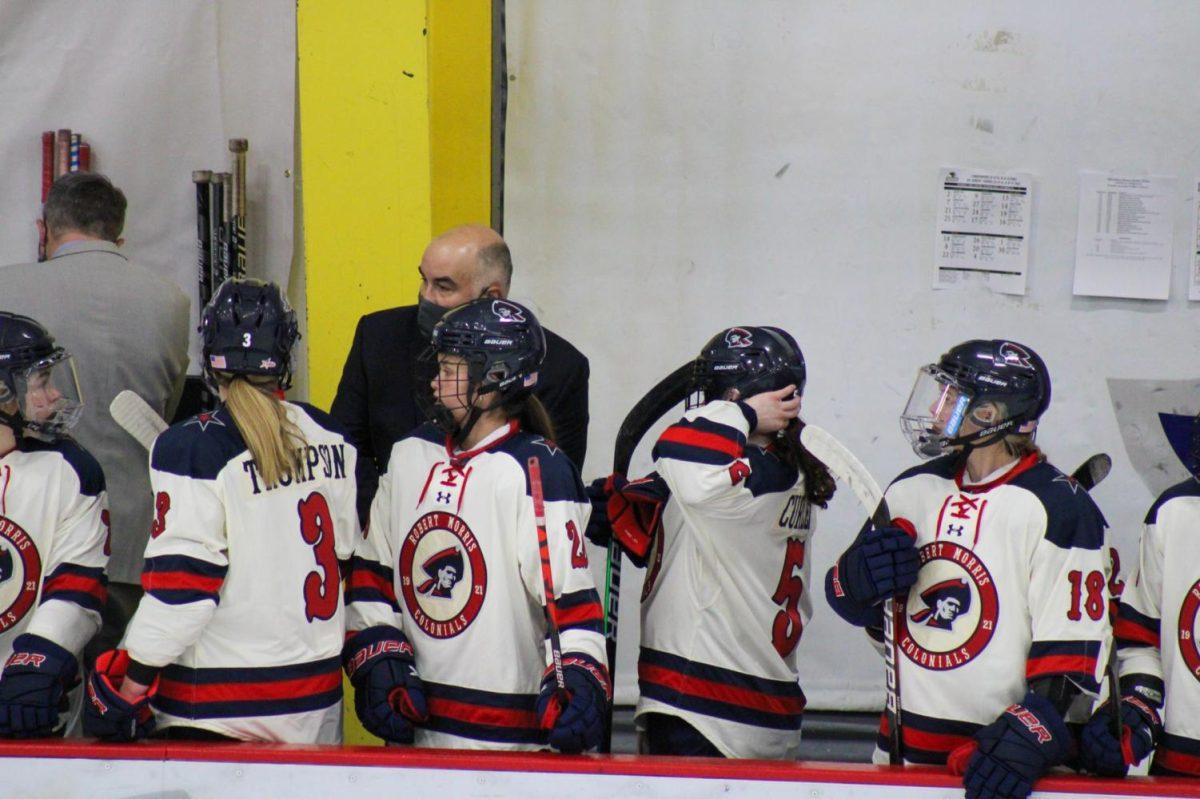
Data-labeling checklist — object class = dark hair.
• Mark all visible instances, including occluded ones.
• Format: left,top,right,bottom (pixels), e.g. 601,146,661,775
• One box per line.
506,393,555,441
779,421,836,507
43,173,127,241
478,241,513,288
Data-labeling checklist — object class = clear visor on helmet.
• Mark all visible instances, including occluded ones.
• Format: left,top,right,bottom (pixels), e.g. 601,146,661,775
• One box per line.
900,365,973,459
2,353,83,439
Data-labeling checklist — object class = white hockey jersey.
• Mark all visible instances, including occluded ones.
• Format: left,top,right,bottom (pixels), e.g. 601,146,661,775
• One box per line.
345,420,607,750
635,401,813,760
0,438,107,663
828,453,1110,765
123,403,358,743
1115,478,1200,775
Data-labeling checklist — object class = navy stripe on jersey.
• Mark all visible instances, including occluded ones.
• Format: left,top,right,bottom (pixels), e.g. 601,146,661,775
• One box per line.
1011,462,1107,551
153,657,342,720
422,680,545,745
21,437,106,496
744,447,799,498
501,434,587,503
638,647,805,731
151,408,248,480
1145,478,1200,525
877,709,980,765
293,402,349,438
40,563,107,613
1155,732,1200,776
554,588,603,634
653,417,746,467
141,554,227,605
1026,639,1101,692
1115,601,1161,649
344,556,399,611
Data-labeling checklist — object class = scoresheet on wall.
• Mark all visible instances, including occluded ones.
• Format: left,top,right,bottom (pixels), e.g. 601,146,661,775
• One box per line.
934,168,1032,296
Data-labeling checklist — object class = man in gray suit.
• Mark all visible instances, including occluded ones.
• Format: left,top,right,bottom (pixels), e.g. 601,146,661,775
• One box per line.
0,173,189,658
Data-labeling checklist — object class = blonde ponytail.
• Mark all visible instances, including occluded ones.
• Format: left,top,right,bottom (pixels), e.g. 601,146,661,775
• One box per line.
221,374,307,487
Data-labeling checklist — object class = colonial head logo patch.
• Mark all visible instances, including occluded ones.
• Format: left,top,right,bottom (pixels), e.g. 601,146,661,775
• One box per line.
0,516,42,633
399,511,487,639
898,541,998,670
724,327,753,348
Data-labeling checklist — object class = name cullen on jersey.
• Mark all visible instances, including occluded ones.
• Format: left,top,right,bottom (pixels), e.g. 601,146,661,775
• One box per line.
242,443,347,494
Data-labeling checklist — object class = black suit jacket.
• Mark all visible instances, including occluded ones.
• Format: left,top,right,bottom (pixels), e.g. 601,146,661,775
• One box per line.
330,304,590,522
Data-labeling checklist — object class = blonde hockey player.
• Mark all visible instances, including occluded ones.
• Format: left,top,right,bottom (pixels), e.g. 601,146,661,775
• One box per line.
0,313,108,737
826,339,1109,799
83,279,358,743
343,298,608,751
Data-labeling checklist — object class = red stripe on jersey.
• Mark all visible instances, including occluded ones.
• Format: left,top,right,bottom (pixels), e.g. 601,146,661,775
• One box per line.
141,571,223,595
658,426,742,459
427,697,540,730
1113,616,1160,648
158,670,341,704
878,716,972,754
1157,746,1200,776
347,567,396,602
556,600,602,628
1025,654,1097,681
43,573,107,601
638,663,805,717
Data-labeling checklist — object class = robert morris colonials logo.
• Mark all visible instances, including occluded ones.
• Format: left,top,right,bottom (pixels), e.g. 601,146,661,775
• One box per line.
724,327,753,348
1175,579,1200,682
898,541,998,670
0,516,42,633
399,511,487,639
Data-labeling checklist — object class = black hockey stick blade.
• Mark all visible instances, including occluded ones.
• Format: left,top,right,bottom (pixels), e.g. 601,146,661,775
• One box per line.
601,361,693,754
1070,453,1112,493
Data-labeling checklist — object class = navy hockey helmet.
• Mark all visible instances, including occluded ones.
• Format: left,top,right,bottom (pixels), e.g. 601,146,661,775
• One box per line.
200,278,299,390
901,339,1050,458
430,298,546,402
0,313,82,438
691,326,806,406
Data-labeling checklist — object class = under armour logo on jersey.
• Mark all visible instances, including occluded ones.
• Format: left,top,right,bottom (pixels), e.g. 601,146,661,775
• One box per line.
185,410,227,432
996,342,1034,370
435,491,452,504
725,327,753,348
492,300,526,323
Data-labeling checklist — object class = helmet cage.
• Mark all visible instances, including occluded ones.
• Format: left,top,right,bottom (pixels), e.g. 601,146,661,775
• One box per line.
0,348,83,440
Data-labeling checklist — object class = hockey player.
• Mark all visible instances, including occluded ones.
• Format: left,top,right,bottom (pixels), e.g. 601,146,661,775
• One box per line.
826,340,1109,799
82,279,358,743
343,298,608,751
604,326,836,759
1078,467,1200,776
0,313,108,737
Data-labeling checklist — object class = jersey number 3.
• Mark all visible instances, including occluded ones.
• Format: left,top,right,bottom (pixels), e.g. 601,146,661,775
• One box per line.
299,492,339,622
771,538,806,658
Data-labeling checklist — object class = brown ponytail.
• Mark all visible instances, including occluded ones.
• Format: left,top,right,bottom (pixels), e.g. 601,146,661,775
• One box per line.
778,420,837,508
220,374,307,487
506,394,556,442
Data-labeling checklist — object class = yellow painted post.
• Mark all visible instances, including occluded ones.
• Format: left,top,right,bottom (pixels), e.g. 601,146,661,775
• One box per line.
297,0,493,747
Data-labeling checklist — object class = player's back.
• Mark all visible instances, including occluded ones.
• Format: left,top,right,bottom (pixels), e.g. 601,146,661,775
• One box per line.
134,401,358,742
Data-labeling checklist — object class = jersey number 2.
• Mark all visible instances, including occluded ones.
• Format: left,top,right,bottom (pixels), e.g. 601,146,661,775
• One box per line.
771,538,806,658
299,492,338,622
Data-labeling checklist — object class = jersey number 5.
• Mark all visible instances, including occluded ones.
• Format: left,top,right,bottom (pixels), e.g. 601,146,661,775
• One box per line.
299,492,339,622
771,538,806,658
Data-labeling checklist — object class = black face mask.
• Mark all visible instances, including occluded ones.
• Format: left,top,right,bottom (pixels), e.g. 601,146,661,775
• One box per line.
416,296,449,340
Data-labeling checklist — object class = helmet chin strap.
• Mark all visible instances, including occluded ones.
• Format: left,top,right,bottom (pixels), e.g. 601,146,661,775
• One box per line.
439,381,499,451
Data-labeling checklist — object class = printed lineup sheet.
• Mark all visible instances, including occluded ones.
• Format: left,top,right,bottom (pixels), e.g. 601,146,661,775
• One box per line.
934,168,1032,296
1073,172,1176,300
1192,179,1200,301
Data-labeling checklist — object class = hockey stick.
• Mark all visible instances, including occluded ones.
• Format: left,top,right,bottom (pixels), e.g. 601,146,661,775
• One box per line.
193,170,213,311
601,361,694,752
110,390,168,452
528,456,569,729
797,424,902,763
229,139,248,278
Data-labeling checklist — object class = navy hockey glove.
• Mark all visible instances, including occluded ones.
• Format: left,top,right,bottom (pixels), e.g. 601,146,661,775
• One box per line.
950,692,1072,799
832,519,919,607
82,649,157,742
344,626,427,744
1080,695,1161,777
536,656,610,753
0,634,78,738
